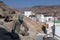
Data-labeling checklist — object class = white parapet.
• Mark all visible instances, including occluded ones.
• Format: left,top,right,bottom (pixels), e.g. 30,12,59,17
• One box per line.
55,27,60,37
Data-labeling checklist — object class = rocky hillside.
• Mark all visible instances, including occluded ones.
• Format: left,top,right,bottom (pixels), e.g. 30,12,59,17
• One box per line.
0,1,14,12
0,1,20,18
0,1,45,40
21,5,60,17
0,1,59,40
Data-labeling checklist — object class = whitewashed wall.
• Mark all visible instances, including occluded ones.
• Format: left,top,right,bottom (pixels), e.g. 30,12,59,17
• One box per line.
36,14,45,22
24,11,32,17
55,27,60,37
45,17,54,22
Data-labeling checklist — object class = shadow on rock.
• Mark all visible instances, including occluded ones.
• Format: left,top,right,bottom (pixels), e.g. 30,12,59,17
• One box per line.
0,28,20,40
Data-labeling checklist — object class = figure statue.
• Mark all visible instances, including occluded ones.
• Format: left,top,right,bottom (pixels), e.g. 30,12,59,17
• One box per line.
12,14,29,36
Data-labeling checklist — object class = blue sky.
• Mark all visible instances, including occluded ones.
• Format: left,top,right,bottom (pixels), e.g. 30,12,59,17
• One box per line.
2,0,60,8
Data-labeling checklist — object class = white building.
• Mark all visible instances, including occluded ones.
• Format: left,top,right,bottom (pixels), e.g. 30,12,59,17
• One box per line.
24,11,32,17
36,14,45,22
45,17,54,22
29,15,36,21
